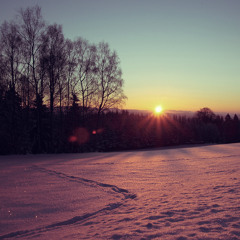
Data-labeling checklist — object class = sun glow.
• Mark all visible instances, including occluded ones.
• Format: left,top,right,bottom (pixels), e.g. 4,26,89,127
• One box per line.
155,105,163,114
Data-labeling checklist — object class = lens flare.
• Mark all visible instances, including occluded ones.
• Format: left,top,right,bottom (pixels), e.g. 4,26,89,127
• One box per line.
68,128,90,145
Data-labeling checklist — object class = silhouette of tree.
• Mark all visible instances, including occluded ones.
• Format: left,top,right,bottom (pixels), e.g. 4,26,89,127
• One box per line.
41,24,65,115
0,21,23,92
65,39,77,109
31,93,49,153
223,114,240,143
73,38,97,123
17,6,48,152
94,42,127,125
18,5,45,103
233,114,240,142
0,88,23,154
0,48,7,97
40,24,66,151
196,107,216,123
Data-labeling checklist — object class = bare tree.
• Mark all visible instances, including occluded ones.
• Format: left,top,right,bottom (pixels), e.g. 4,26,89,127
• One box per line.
65,39,77,109
0,21,23,92
95,42,126,121
56,55,67,114
18,5,45,102
0,40,8,97
74,38,97,121
40,24,66,151
16,5,46,152
41,24,65,115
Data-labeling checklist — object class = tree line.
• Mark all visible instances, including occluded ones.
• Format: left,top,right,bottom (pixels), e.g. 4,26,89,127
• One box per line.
0,5,126,154
1,92,240,154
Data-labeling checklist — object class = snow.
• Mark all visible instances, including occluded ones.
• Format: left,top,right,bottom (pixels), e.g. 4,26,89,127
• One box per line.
0,143,240,239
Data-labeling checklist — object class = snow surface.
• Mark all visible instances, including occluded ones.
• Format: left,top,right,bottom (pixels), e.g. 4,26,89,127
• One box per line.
0,143,240,240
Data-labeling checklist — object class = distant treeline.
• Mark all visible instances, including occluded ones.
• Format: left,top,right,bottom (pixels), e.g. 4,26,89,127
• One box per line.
0,92,240,155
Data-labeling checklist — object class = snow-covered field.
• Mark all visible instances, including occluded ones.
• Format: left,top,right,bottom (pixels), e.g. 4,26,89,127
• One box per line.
1,143,240,240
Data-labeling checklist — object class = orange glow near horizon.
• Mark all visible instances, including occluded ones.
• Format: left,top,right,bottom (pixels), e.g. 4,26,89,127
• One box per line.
125,90,240,115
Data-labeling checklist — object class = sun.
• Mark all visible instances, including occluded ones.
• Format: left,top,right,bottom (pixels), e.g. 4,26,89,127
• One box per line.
155,105,163,114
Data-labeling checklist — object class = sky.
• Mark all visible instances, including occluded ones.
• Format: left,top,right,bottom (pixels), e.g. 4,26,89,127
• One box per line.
0,0,240,114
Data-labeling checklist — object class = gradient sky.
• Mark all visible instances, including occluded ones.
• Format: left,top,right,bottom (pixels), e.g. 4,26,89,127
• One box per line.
1,0,240,113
